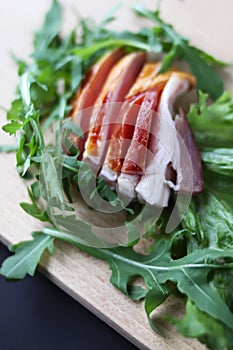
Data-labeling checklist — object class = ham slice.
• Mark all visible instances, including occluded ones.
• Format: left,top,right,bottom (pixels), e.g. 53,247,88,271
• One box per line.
82,52,146,173
135,72,196,207
100,63,161,185
115,66,175,199
69,48,125,158
117,86,165,199
68,50,203,207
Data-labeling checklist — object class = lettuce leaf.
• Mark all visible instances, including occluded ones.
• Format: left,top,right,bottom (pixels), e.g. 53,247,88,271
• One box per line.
188,91,233,147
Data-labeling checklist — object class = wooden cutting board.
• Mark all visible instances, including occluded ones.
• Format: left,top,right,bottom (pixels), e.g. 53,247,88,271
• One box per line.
1,1,233,349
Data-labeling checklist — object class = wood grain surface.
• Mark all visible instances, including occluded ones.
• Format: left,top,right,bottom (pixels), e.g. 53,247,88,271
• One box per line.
1,1,233,349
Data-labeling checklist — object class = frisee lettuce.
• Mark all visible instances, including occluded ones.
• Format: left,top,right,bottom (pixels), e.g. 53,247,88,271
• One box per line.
188,91,233,148
171,299,233,350
1,1,233,350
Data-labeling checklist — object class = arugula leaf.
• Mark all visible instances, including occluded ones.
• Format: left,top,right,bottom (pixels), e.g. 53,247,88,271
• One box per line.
34,0,62,53
42,227,233,330
52,156,134,214
76,4,162,54
6,99,24,120
2,120,22,135
182,46,224,100
40,151,71,214
20,202,50,222
72,38,154,60
62,118,83,138
43,217,105,248
133,4,225,99
159,44,180,73
189,46,229,68
78,4,120,45
19,72,35,106
19,181,50,222
0,232,54,279
145,286,170,333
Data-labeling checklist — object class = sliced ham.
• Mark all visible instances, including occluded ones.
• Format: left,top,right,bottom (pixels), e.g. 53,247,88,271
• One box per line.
115,66,175,199
68,50,203,208
100,63,161,185
117,86,165,199
69,48,125,158
82,52,146,173
135,72,196,207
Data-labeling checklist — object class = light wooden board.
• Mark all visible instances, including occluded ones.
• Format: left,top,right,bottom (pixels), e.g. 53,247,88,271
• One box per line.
1,1,233,349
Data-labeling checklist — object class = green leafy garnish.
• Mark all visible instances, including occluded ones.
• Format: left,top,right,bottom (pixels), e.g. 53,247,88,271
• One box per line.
172,299,233,350
33,0,62,53
0,232,54,279
40,228,233,331
201,149,233,177
133,4,226,100
1,2,233,350
188,91,233,148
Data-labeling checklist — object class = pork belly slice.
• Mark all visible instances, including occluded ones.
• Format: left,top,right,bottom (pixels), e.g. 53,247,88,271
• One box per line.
136,72,196,207
100,63,161,185
82,52,146,173
69,48,125,158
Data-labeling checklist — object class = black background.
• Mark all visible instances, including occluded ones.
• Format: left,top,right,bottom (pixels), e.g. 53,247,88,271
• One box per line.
0,242,137,350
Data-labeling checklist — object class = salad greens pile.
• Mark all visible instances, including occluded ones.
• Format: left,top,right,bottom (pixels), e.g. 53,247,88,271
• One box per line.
1,1,233,349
